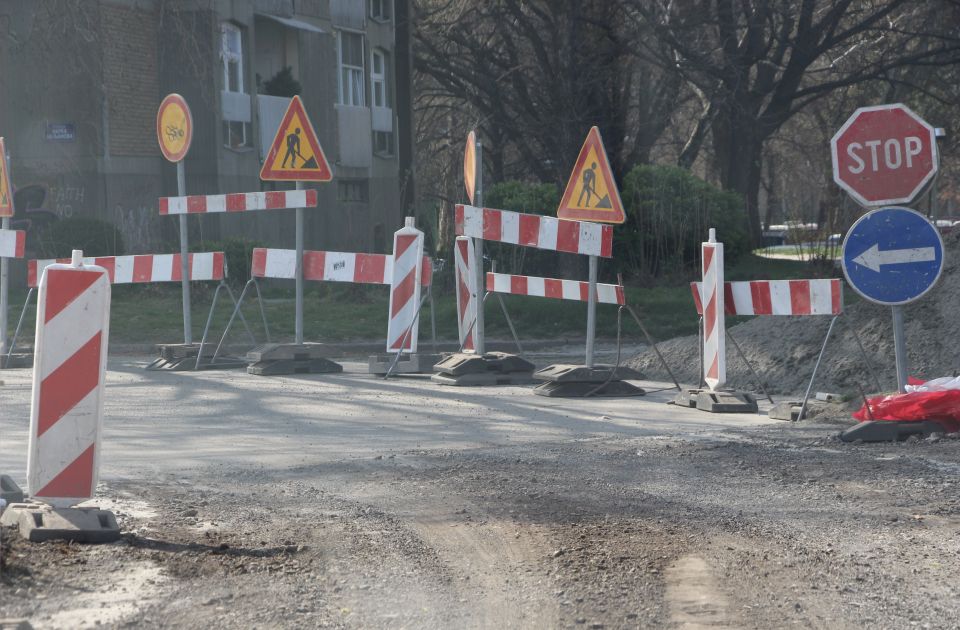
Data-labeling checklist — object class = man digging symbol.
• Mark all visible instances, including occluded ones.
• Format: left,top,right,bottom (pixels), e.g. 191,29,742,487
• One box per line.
282,127,302,168
280,126,319,170
578,162,598,208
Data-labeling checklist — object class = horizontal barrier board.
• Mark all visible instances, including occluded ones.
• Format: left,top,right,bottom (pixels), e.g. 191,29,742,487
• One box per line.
487,272,625,305
454,204,613,258
29,252,225,288
159,189,317,215
0,228,25,258
691,279,842,316
252,248,432,287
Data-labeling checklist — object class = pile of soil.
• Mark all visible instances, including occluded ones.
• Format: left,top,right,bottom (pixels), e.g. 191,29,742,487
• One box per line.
629,231,960,397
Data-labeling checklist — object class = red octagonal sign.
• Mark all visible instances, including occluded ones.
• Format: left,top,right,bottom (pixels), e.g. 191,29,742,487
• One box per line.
831,103,938,207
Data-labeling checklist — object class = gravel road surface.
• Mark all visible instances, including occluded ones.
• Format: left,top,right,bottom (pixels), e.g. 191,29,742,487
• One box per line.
2,353,959,629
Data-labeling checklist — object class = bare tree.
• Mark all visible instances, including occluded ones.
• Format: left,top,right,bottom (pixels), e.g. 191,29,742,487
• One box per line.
632,0,960,245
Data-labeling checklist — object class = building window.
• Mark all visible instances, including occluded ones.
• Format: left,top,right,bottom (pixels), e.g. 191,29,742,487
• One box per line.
371,49,390,108
338,31,365,107
374,131,394,156
221,23,244,93
221,22,251,148
338,179,369,202
370,0,391,22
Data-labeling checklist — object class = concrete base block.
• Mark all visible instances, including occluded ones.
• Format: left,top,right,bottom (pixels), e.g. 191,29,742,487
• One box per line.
0,353,33,369
695,390,759,414
768,401,803,421
533,380,645,398
840,420,946,443
2,504,121,543
1,475,24,504
368,353,442,375
0,619,34,629
672,389,700,408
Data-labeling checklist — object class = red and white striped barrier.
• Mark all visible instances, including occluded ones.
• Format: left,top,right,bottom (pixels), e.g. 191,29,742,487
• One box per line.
28,252,225,288
387,220,425,353
0,228,25,259
454,236,476,352
251,248,432,287
701,230,725,391
691,279,843,317
27,252,110,507
455,204,613,258
487,272,626,305
159,189,317,215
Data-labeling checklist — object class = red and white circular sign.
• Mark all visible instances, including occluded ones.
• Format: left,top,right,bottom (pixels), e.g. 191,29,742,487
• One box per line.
830,103,938,207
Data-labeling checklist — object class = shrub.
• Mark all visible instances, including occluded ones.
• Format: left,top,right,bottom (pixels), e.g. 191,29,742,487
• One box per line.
483,181,562,277
190,237,264,288
36,216,125,259
617,165,748,282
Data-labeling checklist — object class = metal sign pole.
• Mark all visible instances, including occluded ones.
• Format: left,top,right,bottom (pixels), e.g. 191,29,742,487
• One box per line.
0,216,9,356
176,160,192,345
295,181,305,345
472,139,485,355
891,306,908,393
585,254,597,367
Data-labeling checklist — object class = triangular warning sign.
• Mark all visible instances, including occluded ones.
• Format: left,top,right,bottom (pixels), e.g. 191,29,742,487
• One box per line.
0,138,13,218
260,95,333,182
557,127,625,224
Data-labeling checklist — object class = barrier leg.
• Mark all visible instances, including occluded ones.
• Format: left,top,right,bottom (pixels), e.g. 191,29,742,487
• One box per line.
624,305,681,391
213,279,253,363
194,282,226,370
225,283,257,346
5,287,34,364
726,330,774,405
429,285,437,354
493,293,525,358
798,315,837,421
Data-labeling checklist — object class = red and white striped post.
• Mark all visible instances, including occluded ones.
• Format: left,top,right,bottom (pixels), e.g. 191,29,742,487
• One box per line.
387,218,425,353
27,250,110,507
702,228,725,391
454,236,477,352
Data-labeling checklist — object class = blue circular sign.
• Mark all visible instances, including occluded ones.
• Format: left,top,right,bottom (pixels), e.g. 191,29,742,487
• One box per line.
841,206,945,306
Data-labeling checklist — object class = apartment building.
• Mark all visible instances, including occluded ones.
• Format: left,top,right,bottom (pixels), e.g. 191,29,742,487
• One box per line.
0,0,413,258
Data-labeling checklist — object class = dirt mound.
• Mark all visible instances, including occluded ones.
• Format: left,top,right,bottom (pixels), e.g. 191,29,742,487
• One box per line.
629,231,960,397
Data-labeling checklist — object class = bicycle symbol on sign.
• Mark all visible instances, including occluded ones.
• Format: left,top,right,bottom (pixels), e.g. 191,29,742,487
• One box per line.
166,125,185,142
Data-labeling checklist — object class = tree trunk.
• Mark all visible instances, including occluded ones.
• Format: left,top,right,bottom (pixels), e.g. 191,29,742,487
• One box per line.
712,110,765,247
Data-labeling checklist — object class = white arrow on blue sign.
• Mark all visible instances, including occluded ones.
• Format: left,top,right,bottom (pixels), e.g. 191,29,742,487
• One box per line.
841,206,945,306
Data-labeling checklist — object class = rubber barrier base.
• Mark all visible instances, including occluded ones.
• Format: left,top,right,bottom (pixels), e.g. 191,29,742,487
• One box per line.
368,353,442,375
840,420,946,443
695,390,759,413
533,379,645,398
1,503,121,543
672,389,700,408
245,344,342,376
146,343,247,371
431,352,535,386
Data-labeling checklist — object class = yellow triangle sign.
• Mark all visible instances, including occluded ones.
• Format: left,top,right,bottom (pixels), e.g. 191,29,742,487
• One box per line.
260,96,332,182
0,138,12,218
557,127,625,224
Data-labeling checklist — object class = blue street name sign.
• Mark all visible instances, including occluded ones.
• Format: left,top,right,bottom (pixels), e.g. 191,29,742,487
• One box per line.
842,206,945,306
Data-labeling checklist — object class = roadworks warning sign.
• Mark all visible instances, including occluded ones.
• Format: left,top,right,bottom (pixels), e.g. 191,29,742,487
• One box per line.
557,127,625,224
260,96,332,182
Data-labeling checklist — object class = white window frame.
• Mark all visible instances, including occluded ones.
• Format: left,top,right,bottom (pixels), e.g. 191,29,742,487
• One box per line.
371,49,388,108
337,30,366,107
220,22,244,94
370,0,391,22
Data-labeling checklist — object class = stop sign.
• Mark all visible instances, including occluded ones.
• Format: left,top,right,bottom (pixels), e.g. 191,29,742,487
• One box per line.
830,103,938,207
